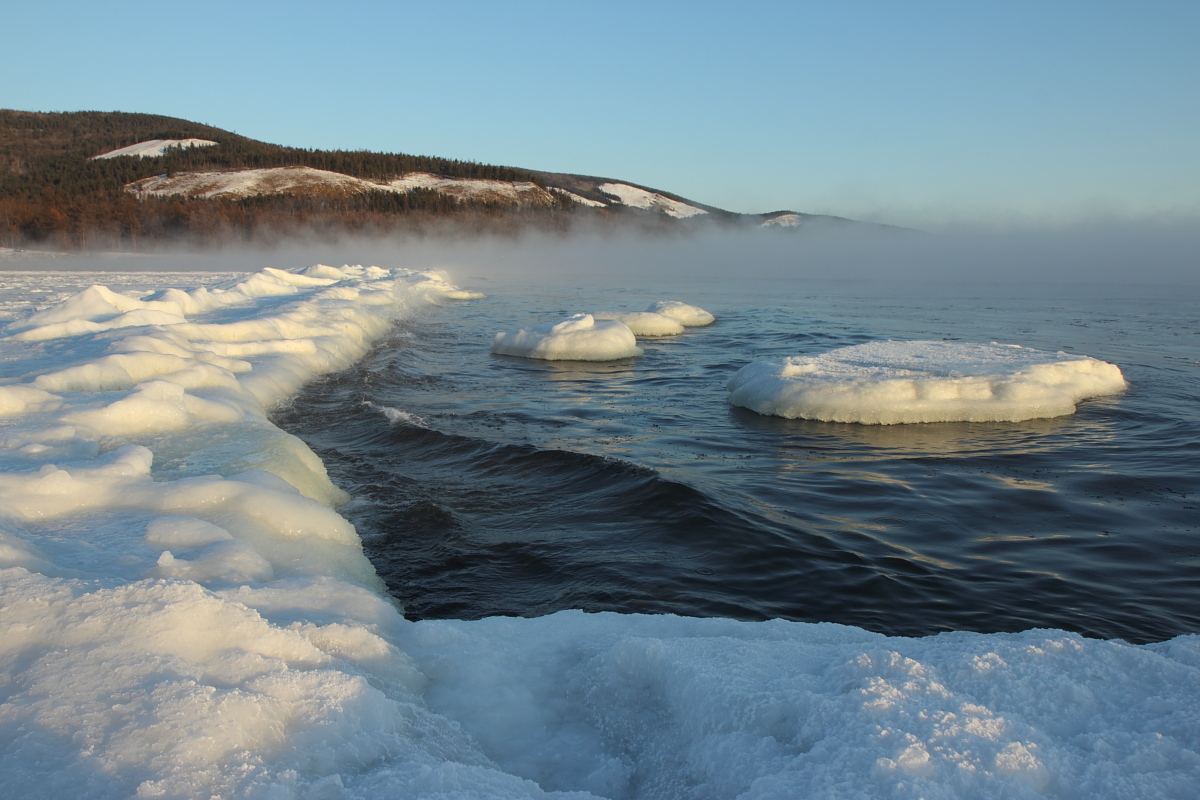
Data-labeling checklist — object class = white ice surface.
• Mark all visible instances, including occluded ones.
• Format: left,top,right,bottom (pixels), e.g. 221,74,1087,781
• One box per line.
728,340,1128,424
0,272,1194,799
91,138,218,159
591,311,684,337
646,300,715,327
491,314,643,361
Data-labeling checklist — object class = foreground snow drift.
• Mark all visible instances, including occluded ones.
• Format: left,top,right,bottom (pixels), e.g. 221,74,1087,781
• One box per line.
728,340,1127,424
0,270,1194,800
491,314,643,361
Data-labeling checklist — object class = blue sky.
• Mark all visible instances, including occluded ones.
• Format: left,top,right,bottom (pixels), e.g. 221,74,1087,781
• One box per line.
3,1,1198,227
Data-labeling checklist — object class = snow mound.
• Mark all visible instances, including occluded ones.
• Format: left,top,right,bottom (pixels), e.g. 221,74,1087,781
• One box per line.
728,340,1128,424
646,300,715,326
592,311,684,337
92,138,218,159
597,183,708,219
491,314,643,361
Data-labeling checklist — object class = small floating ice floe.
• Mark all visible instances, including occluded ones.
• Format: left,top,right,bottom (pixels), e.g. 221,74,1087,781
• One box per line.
728,340,1127,424
592,311,685,337
647,300,715,327
491,313,643,361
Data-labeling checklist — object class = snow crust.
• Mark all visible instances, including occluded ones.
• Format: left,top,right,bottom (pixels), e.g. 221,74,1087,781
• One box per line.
0,271,1194,799
646,300,716,326
728,340,1128,424
91,138,218,159
491,314,643,361
591,311,684,337
597,183,708,219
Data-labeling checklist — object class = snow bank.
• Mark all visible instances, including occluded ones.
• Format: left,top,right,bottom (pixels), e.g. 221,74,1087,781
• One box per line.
646,300,715,327
1,271,1193,799
592,311,684,337
91,138,218,159
728,340,1128,424
491,314,643,361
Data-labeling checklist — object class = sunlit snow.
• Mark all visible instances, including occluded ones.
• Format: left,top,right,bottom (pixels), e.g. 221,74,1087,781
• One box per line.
727,340,1127,424
126,167,566,207
597,183,708,219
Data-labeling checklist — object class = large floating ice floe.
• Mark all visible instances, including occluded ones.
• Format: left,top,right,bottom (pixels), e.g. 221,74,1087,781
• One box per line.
728,340,1128,424
0,271,1195,799
591,310,684,337
491,313,643,361
646,299,716,327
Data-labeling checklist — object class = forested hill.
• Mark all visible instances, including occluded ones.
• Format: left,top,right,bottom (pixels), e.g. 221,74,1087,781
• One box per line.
0,109,832,249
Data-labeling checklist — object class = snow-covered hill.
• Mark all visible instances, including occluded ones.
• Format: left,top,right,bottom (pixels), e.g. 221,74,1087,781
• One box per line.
122,161,711,216
99,138,712,216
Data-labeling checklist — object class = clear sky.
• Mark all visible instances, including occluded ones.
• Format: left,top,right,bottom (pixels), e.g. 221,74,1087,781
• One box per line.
3,1,1198,227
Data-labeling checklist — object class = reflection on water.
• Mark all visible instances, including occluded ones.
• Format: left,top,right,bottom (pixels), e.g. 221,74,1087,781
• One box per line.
275,279,1200,644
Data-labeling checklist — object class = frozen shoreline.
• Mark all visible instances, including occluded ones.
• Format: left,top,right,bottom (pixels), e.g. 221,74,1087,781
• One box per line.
0,267,1196,799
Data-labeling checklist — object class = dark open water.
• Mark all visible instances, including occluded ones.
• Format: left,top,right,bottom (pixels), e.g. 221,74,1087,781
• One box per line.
275,278,1200,644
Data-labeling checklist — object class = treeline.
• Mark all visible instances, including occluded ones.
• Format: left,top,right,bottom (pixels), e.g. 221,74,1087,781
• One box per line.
0,110,576,248
0,187,589,250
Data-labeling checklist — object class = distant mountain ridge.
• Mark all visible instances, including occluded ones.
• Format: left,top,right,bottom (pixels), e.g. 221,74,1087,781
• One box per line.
0,109,855,249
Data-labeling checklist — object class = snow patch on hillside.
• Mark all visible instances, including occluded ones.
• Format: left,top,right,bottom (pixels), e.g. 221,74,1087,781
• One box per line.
387,173,558,206
124,167,566,207
598,183,708,218
761,213,804,228
127,166,387,199
549,187,608,208
92,139,218,160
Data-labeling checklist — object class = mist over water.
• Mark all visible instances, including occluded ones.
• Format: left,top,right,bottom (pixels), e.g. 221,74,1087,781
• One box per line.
272,238,1200,643
11,214,1199,288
